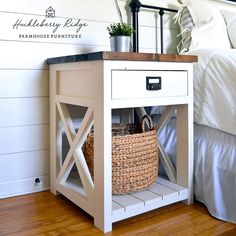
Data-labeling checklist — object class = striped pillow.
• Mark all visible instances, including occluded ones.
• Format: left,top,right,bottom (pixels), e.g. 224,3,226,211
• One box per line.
176,7,194,53
176,0,231,52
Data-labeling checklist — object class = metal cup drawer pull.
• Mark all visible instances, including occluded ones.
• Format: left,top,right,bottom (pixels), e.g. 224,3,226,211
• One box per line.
146,76,162,91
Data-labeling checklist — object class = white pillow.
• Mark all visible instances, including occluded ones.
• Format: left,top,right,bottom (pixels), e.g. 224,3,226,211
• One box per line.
177,0,231,52
221,10,236,48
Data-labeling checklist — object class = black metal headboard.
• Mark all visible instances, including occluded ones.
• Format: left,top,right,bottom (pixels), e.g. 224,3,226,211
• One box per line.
129,0,177,53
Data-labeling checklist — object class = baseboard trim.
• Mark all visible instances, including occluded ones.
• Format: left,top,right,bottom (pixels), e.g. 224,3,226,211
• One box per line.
0,175,49,199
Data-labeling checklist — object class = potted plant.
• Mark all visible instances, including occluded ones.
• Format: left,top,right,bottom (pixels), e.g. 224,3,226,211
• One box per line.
107,23,134,52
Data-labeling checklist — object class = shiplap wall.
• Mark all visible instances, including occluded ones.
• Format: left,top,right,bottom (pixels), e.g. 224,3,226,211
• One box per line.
3,0,233,198
0,0,181,198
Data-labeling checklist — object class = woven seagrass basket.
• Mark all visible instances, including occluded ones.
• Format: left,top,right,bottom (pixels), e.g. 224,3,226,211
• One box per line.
83,115,158,195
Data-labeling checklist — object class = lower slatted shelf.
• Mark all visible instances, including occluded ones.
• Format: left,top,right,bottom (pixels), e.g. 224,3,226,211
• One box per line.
59,172,188,223
112,177,188,222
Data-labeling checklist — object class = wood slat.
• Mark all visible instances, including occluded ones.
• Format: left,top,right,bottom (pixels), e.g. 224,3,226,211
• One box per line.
0,175,49,199
112,194,144,211
148,182,178,199
157,177,187,193
0,124,49,154
0,70,49,98
112,201,124,215
0,97,49,127
0,150,49,182
130,189,162,206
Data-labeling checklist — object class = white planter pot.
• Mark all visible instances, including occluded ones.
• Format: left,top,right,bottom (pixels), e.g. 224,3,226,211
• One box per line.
110,36,131,52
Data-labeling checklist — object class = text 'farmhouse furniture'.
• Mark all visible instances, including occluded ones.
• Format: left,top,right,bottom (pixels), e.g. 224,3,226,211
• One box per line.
47,51,197,233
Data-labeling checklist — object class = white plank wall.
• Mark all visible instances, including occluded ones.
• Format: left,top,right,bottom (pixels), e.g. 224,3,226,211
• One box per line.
0,151,49,182
0,0,181,198
0,70,49,97
0,98,49,126
0,125,49,154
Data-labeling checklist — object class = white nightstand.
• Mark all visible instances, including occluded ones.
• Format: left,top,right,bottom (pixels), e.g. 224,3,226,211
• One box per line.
48,51,197,233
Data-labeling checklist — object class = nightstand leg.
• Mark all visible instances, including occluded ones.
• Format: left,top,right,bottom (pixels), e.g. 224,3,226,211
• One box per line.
93,105,112,232
176,104,194,204
50,70,62,195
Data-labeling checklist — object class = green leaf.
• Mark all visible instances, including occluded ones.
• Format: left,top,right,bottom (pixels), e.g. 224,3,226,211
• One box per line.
107,23,135,36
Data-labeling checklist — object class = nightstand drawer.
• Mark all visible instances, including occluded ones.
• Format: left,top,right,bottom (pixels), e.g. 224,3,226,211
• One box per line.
111,70,188,99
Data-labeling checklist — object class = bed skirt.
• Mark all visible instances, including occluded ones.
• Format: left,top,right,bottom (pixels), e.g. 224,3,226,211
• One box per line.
153,115,236,224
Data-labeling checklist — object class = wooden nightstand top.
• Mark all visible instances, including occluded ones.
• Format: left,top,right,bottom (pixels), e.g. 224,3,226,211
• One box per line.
47,51,198,65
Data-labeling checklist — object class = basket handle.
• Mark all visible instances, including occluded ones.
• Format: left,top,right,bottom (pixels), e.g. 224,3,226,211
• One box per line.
141,115,154,132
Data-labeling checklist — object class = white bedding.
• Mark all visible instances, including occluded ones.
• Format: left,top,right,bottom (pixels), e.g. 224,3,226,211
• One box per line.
194,124,236,224
186,48,236,135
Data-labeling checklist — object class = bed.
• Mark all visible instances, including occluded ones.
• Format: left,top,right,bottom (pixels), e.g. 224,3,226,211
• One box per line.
155,48,236,224
176,1,236,224
130,0,236,224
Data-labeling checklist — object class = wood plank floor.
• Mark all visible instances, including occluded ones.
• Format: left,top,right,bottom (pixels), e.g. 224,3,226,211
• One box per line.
0,191,235,236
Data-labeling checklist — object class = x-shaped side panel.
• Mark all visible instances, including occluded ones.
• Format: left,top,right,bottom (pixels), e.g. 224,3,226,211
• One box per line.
56,102,94,202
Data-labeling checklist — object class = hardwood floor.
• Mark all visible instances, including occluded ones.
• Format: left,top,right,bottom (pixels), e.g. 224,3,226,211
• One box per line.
0,191,235,236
